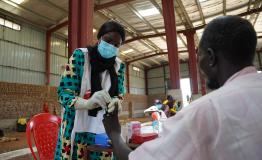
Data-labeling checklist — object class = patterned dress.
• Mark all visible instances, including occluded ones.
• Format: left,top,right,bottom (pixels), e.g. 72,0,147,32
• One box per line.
54,49,125,160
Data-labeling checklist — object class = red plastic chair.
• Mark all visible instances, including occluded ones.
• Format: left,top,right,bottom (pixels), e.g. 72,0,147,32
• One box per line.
26,113,61,160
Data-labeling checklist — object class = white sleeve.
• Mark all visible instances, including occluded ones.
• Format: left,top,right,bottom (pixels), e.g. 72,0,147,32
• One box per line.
129,110,197,160
129,99,218,160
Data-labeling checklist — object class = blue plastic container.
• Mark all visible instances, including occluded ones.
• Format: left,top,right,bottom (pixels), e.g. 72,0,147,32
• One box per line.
95,133,110,147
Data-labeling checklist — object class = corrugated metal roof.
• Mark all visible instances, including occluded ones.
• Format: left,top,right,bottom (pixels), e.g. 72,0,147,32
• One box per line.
0,0,261,68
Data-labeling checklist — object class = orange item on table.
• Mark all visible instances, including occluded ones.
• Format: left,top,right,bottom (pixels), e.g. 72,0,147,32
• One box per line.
151,112,159,120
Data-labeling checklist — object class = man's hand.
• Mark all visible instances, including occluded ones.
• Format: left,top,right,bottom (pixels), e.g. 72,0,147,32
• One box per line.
103,107,132,160
103,106,121,138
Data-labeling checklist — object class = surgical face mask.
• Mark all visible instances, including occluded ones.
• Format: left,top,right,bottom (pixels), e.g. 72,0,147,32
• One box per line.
98,40,119,59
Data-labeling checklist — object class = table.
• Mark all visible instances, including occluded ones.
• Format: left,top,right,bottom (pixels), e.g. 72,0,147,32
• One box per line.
85,145,113,160
85,143,140,159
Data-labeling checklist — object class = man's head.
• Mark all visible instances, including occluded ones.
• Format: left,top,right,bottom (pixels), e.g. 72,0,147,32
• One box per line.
198,16,257,89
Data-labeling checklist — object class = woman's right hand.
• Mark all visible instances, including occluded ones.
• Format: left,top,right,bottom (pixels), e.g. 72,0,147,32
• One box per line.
90,90,111,108
75,90,111,110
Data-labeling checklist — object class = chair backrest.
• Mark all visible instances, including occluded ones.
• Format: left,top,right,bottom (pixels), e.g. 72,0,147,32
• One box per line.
26,113,61,160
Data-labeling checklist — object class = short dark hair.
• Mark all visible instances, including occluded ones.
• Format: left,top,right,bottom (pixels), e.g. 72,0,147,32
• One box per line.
97,20,126,41
199,16,257,66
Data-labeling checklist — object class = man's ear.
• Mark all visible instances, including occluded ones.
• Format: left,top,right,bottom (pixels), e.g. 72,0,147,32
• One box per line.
207,48,217,67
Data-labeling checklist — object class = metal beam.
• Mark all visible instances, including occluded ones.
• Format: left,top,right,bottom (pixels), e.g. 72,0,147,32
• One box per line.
123,44,152,66
178,34,187,48
126,63,130,93
176,0,193,28
78,0,94,47
245,0,253,19
253,12,260,26
195,0,206,25
150,59,161,65
45,32,51,85
127,50,188,63
257,51,262,71
184,31,198,94
132,3,261,33
68,0,79,57
238,6,262,16
128,52,167,63
125,7,262,43
0,8,46,29
126,3,166,42
43,0,68,14
94,0,135,11
47,0,136,32
252,2,262,26
145,70,148,95
120,52,151,67
125,25,205,43
175,0,200,44
1,0,57,25
223,0,226,15
146,60,187,70
48,21,68,33
150,0,163,15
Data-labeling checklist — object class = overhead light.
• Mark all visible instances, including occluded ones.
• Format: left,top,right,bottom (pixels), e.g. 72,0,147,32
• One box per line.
0,18,4,25
258,71,261,73
138,7,160,17
10,0,25,4
133,66,140,72
53,42,61,46
157,55,165,58
93,28,96,33
122,49,134,54
199,0,208,2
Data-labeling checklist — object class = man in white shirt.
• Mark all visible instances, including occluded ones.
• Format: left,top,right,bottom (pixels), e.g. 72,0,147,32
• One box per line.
103,15,262,160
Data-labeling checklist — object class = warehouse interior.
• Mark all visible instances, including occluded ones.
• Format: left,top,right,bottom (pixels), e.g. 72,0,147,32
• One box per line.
0,0,261,159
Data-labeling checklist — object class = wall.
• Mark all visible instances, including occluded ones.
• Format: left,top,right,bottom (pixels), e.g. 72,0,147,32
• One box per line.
121,93,148,118
147,51,262,104
0,19,67,87
50,36,68,86
0,82,60,130
147,63,189,95
254,51,262,71
128,64,146,95
0,81,148,130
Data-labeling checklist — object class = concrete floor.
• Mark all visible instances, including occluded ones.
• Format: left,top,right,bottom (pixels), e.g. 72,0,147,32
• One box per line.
0,117,151,159
0,131,28,154
9,154,34,160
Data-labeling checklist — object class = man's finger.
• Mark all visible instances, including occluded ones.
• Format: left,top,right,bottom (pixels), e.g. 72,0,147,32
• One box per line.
113,105,119,115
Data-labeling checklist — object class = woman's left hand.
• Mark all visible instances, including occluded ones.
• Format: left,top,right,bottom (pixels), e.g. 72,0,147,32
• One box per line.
107,98,122,113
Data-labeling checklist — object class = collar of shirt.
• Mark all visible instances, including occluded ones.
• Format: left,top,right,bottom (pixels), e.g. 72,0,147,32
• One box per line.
224,66,257,86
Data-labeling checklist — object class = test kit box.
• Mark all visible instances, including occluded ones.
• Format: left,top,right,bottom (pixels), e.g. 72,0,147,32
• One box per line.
127,121,141,140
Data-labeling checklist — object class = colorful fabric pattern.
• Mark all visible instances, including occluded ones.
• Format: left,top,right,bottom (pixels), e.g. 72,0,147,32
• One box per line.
55,49,125,160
